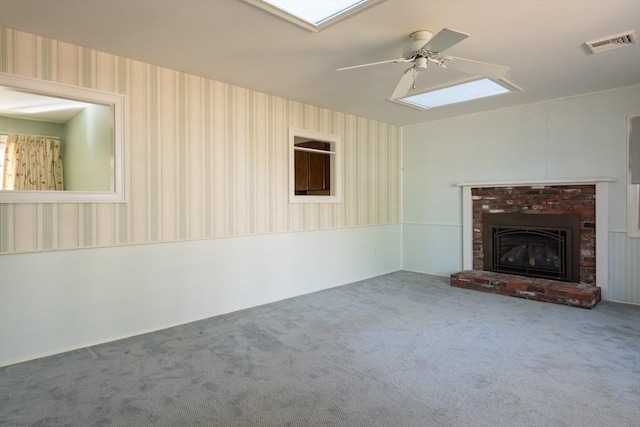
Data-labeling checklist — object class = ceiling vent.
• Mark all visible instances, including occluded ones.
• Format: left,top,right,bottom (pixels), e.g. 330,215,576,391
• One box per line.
585,30,638,54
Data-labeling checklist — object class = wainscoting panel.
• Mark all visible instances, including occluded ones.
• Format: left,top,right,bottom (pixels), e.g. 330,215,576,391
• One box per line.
0,224,402,366
402,223,463,276
609,231,640,304
0,27,400,254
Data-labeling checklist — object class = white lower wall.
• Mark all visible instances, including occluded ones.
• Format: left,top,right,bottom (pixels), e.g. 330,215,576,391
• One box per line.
0,224,401,366
609,231,640,304
402,223,462,276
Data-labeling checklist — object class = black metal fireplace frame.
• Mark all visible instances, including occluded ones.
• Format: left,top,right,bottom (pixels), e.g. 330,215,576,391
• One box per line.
482,213,581,283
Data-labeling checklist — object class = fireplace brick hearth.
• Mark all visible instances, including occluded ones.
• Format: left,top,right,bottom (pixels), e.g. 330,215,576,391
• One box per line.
451,270,601,309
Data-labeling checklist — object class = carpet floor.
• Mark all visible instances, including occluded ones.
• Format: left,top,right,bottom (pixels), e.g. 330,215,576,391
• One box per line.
1,271,639,426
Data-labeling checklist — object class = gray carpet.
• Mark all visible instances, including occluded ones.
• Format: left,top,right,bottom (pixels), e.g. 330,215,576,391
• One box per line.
1,271,638,427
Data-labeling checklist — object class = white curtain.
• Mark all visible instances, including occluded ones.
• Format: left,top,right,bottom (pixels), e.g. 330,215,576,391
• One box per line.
2,134,64,190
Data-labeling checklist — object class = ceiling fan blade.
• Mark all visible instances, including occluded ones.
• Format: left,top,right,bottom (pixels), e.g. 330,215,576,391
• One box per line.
443,56,510,79
422,28,469,53
337,57,412,71
390,67,419,100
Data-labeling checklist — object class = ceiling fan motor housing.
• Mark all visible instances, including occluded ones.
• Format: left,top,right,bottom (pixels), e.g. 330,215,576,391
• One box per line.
404,30,434,59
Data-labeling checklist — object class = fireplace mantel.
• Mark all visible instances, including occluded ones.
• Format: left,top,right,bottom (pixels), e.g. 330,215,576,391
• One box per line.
457,177,616,299
456,177,616,188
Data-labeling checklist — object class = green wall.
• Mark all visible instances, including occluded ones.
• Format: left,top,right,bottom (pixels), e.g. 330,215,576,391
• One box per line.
0,116,65,138
64,104,113,191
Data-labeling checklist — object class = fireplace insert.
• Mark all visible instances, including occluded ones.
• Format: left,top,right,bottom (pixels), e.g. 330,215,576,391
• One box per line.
483,213,580,282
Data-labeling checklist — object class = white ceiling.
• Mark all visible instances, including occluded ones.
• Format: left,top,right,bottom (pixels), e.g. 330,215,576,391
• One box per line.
0,0,638,126
0,89,89,123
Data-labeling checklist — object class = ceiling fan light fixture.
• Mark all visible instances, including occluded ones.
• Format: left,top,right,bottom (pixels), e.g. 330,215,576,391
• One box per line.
338,28,510,102
394,78,517,110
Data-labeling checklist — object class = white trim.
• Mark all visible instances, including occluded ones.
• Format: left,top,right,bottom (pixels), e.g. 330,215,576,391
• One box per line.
0,73,126,203
457,177,616,187
628,185,640,238
595,181,609,299
294,146,336,155
288,127,342,204
627,114,640,238
402,222,462,227
399,127,404,268
460,179,613,298
401,268,450,279
462,185,473,270
606,299,640,307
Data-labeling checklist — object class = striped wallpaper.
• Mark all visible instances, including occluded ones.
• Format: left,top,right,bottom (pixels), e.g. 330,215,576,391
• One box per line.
0,27,400,254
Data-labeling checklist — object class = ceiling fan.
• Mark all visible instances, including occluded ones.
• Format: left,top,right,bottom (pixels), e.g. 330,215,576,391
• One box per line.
337,28,510,100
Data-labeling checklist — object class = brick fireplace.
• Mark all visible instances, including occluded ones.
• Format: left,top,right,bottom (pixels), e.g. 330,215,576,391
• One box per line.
451,179,614,308
473,185,595,283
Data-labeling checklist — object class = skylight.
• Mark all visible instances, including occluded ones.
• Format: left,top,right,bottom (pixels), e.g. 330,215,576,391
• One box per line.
264,0,366,24
397,78,514,110
244,0,382,31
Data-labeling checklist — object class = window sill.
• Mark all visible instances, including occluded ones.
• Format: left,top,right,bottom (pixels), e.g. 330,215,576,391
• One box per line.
289,195,342,204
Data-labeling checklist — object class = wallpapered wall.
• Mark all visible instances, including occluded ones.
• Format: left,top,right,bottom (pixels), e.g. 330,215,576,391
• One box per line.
0,27,400,254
